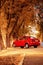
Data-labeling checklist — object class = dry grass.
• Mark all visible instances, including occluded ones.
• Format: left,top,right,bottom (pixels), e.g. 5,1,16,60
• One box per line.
0,54,23,65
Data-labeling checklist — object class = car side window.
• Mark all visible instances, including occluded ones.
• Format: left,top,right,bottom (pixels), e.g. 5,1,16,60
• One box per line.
19,38,22,40
32,39,35,42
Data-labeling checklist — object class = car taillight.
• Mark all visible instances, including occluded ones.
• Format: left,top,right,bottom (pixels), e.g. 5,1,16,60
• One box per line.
35,39,40,42
35,40,38,42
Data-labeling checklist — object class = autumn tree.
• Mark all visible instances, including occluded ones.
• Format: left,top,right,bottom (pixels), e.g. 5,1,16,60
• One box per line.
0,0,43,49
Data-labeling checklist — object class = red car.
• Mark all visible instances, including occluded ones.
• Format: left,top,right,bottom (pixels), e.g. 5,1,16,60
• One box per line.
13,36,40,48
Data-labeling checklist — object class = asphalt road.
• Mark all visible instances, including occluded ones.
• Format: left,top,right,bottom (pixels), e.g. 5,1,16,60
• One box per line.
0,46,43,65
22,55,43,65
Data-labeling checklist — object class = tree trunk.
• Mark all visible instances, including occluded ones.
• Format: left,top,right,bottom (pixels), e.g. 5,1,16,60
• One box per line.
42,32,43,42
0,30,5,50
6,34,10,47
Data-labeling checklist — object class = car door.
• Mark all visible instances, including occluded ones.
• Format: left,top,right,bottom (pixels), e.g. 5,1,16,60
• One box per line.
28,37,35,45
16,38,25,46
32,39,35,45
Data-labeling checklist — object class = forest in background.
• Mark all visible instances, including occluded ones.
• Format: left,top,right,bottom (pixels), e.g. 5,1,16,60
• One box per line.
0,0,43,49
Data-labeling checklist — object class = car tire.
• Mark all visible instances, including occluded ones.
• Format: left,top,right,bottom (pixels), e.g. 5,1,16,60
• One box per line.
20,46,24,48
34,46,37,48
24,43,29,48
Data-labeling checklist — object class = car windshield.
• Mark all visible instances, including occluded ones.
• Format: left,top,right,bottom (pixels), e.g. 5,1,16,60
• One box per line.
19,37,25,40
19,36,30,40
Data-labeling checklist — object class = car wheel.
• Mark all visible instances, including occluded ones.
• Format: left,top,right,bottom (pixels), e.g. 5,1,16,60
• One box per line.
34,46,37,48
24,43,29,48
20,46,24,48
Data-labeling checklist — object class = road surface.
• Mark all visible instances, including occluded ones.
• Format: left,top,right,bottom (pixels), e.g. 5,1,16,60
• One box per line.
0,47,43,65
